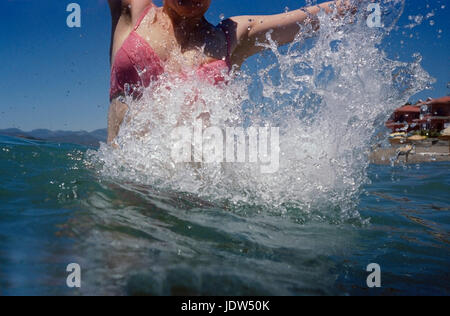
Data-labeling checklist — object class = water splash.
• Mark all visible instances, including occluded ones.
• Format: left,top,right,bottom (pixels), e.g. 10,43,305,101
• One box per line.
89,0,433,223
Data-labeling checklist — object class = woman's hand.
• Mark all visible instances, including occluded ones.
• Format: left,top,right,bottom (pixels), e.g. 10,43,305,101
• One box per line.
225,0,366,65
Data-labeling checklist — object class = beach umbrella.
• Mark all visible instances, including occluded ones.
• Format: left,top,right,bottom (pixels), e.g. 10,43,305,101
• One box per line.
407,135,427,142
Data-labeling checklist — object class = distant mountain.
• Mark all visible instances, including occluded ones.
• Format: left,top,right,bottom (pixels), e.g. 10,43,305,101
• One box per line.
0,128,24,135
0,128,107,147
90,129,108,141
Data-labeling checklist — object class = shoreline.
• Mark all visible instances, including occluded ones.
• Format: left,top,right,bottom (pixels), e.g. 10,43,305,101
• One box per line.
2,132,450,165
370,144,450,165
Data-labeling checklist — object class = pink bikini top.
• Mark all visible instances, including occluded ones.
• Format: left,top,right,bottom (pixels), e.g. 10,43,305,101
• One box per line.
110,5,232,101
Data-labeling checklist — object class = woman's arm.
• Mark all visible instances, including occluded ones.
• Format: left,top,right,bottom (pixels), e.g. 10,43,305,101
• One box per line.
108,0,152,62
108,0,151,17
107,1,151,144
108,99,129,144
225,0,361,65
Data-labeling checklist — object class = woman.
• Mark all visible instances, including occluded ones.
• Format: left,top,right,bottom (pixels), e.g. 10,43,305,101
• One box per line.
107,0,358,143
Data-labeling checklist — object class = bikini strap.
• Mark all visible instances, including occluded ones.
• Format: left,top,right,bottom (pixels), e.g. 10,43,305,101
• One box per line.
219,23,232,68
134,4,154,31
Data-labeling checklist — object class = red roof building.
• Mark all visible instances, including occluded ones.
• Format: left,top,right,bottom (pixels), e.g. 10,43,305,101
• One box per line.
386,96,450,132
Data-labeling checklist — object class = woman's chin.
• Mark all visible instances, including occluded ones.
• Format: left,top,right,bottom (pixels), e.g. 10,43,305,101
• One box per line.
166,0,210,19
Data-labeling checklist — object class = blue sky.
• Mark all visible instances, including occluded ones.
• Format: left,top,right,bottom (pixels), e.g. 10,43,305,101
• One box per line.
0,0,448,131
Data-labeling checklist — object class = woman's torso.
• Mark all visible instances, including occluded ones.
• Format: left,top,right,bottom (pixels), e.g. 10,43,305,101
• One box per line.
110,4,231,100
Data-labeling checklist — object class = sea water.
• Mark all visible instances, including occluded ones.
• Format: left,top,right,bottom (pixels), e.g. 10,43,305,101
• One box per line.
0,135,448,295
